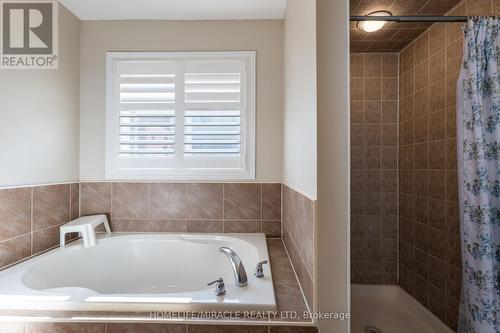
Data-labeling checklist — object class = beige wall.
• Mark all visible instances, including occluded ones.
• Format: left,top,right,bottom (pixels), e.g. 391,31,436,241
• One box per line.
283,0,317,199
316,0,350,331
79,20,283,182
0,4,80,187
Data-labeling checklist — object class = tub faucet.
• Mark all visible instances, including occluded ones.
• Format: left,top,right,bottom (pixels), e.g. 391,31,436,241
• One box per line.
219,247,248,287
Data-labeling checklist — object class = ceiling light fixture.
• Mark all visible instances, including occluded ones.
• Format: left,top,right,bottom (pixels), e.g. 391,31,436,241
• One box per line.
357,11,392,33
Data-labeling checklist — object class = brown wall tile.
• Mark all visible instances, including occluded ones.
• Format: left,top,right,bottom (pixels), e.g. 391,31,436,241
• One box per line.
187,184,223,219
81,182,111,216
107,323,186,333
33,185,70,231
364,100,381,123
27,323,106,333
350,53,364,77
415,60,428,91
429,24,445,56
270,327,318,333
262,184,282,221
32,225,59,254
365,53,381,77
110,219,150,232
262,220,281,238
224,183,262,220
0,234,30,268
382,53,398,77
112,183,149,219
150,183,186,219
150,219,187,233
224,220,261,233
382,101,398,123
188,325,266,333
186,220,223,233
0,188,31,241
351,100,364,123
466,0,493,15
70,183,79,220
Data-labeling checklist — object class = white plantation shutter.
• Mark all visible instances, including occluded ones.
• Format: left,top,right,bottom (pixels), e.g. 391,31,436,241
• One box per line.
106,52,255,180
184,61,243,156
118,62,177,157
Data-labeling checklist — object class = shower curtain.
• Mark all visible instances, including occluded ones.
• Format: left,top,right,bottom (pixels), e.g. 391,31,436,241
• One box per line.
457,17,500,333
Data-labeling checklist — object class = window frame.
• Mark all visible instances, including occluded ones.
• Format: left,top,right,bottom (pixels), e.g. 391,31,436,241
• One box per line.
105,51,256,180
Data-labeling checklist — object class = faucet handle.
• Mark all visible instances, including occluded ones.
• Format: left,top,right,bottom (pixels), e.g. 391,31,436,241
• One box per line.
255,260,269,278
207,278,226,296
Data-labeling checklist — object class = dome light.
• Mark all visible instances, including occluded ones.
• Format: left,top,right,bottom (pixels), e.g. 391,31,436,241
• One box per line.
357,11,392,33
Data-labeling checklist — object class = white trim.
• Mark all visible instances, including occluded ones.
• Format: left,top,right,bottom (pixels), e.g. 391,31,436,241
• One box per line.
105,51,256,181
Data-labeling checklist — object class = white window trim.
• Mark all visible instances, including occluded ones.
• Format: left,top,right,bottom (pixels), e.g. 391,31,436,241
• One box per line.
105,51,256,181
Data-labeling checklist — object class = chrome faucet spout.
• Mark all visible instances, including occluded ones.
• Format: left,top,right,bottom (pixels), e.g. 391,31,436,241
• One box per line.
219,247,248,287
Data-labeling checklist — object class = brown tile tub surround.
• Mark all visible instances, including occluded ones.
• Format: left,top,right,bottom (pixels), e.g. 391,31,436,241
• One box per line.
0,183,79,269
282,185,315,310
350,52,399,285
0,323,318,333
80,182,282,238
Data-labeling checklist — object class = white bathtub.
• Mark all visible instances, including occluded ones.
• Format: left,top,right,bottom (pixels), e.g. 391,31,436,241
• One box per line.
351,284,454,333
0,233,276,312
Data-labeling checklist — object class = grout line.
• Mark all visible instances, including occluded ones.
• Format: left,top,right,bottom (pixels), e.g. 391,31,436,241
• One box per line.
222,184,225,233
260,183,263,233
78,182,81,218
69,183,72,222
110,183,114,221
30,187,33,256
0,232,32,244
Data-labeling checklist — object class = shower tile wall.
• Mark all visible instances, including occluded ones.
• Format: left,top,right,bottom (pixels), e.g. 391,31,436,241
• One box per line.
397,1,498,329
350,53,399,284
397,6,465,330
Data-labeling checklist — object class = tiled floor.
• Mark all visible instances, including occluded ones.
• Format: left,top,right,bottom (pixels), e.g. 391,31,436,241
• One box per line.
0,239,315,331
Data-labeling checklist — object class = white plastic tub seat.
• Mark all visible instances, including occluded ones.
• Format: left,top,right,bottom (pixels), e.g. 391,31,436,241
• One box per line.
60,214,111,248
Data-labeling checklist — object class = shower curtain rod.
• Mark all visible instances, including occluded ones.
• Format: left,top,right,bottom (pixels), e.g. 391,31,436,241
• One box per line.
350,15,468,22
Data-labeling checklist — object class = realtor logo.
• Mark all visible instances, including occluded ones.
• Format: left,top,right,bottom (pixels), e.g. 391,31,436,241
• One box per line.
1,0,58,69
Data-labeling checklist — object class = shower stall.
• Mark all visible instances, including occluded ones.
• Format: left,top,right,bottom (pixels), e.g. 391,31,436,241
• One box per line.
349,1,499,332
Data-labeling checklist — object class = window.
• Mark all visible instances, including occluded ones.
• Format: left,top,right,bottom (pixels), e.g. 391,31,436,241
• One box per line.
106,52,255,180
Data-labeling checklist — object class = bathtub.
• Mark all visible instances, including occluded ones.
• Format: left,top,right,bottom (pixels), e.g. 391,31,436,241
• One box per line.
351,284,454,333
0,233,276,312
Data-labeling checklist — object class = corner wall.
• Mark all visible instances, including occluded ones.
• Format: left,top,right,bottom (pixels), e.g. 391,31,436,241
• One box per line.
283,0,317,200
316,0,350,331
0,4,80,188
282,0,318,312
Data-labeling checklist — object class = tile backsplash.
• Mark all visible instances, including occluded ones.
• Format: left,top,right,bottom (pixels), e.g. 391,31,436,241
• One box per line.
80,182,282,237
0,183,79,269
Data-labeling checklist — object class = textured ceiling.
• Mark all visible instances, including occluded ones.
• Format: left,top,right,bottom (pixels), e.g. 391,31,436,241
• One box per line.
350,0,462,52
